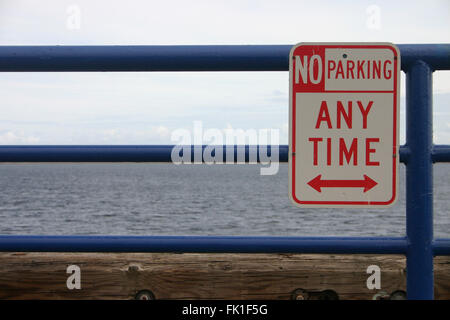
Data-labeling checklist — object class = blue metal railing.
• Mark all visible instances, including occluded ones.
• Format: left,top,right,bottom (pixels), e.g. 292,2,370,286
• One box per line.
0,44,449,300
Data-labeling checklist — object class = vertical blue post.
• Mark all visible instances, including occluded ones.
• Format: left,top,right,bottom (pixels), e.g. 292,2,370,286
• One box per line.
405,61,434,299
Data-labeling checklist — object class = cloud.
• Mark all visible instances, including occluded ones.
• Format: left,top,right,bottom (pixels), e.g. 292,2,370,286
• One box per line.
0,131,40,144
94,126,172,144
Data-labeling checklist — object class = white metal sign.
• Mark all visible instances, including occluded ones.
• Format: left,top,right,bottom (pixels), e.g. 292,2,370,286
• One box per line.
289,43,400,207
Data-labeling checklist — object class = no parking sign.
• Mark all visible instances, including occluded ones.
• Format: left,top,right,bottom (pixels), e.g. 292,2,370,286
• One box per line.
289,43,400,207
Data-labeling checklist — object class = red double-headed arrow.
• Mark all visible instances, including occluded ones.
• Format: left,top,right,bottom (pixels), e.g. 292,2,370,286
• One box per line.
307,174,377,193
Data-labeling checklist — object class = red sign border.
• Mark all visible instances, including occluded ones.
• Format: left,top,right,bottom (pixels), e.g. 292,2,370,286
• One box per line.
290,43,399,206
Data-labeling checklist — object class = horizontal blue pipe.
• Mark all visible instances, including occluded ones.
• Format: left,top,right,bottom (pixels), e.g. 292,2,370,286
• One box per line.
399,44,450,71
0,235,409,254
0,145,284,163
433,239,450,256
1,144,446,163
0,44,448,72
432,145,450,163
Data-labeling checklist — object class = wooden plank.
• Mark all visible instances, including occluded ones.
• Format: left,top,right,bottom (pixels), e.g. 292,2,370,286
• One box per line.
0,253,448,300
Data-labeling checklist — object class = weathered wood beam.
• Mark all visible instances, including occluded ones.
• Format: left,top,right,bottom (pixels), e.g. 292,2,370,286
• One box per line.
0,253,448,300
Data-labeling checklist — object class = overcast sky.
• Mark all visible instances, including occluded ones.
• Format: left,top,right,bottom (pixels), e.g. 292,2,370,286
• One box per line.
0,0,449,145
